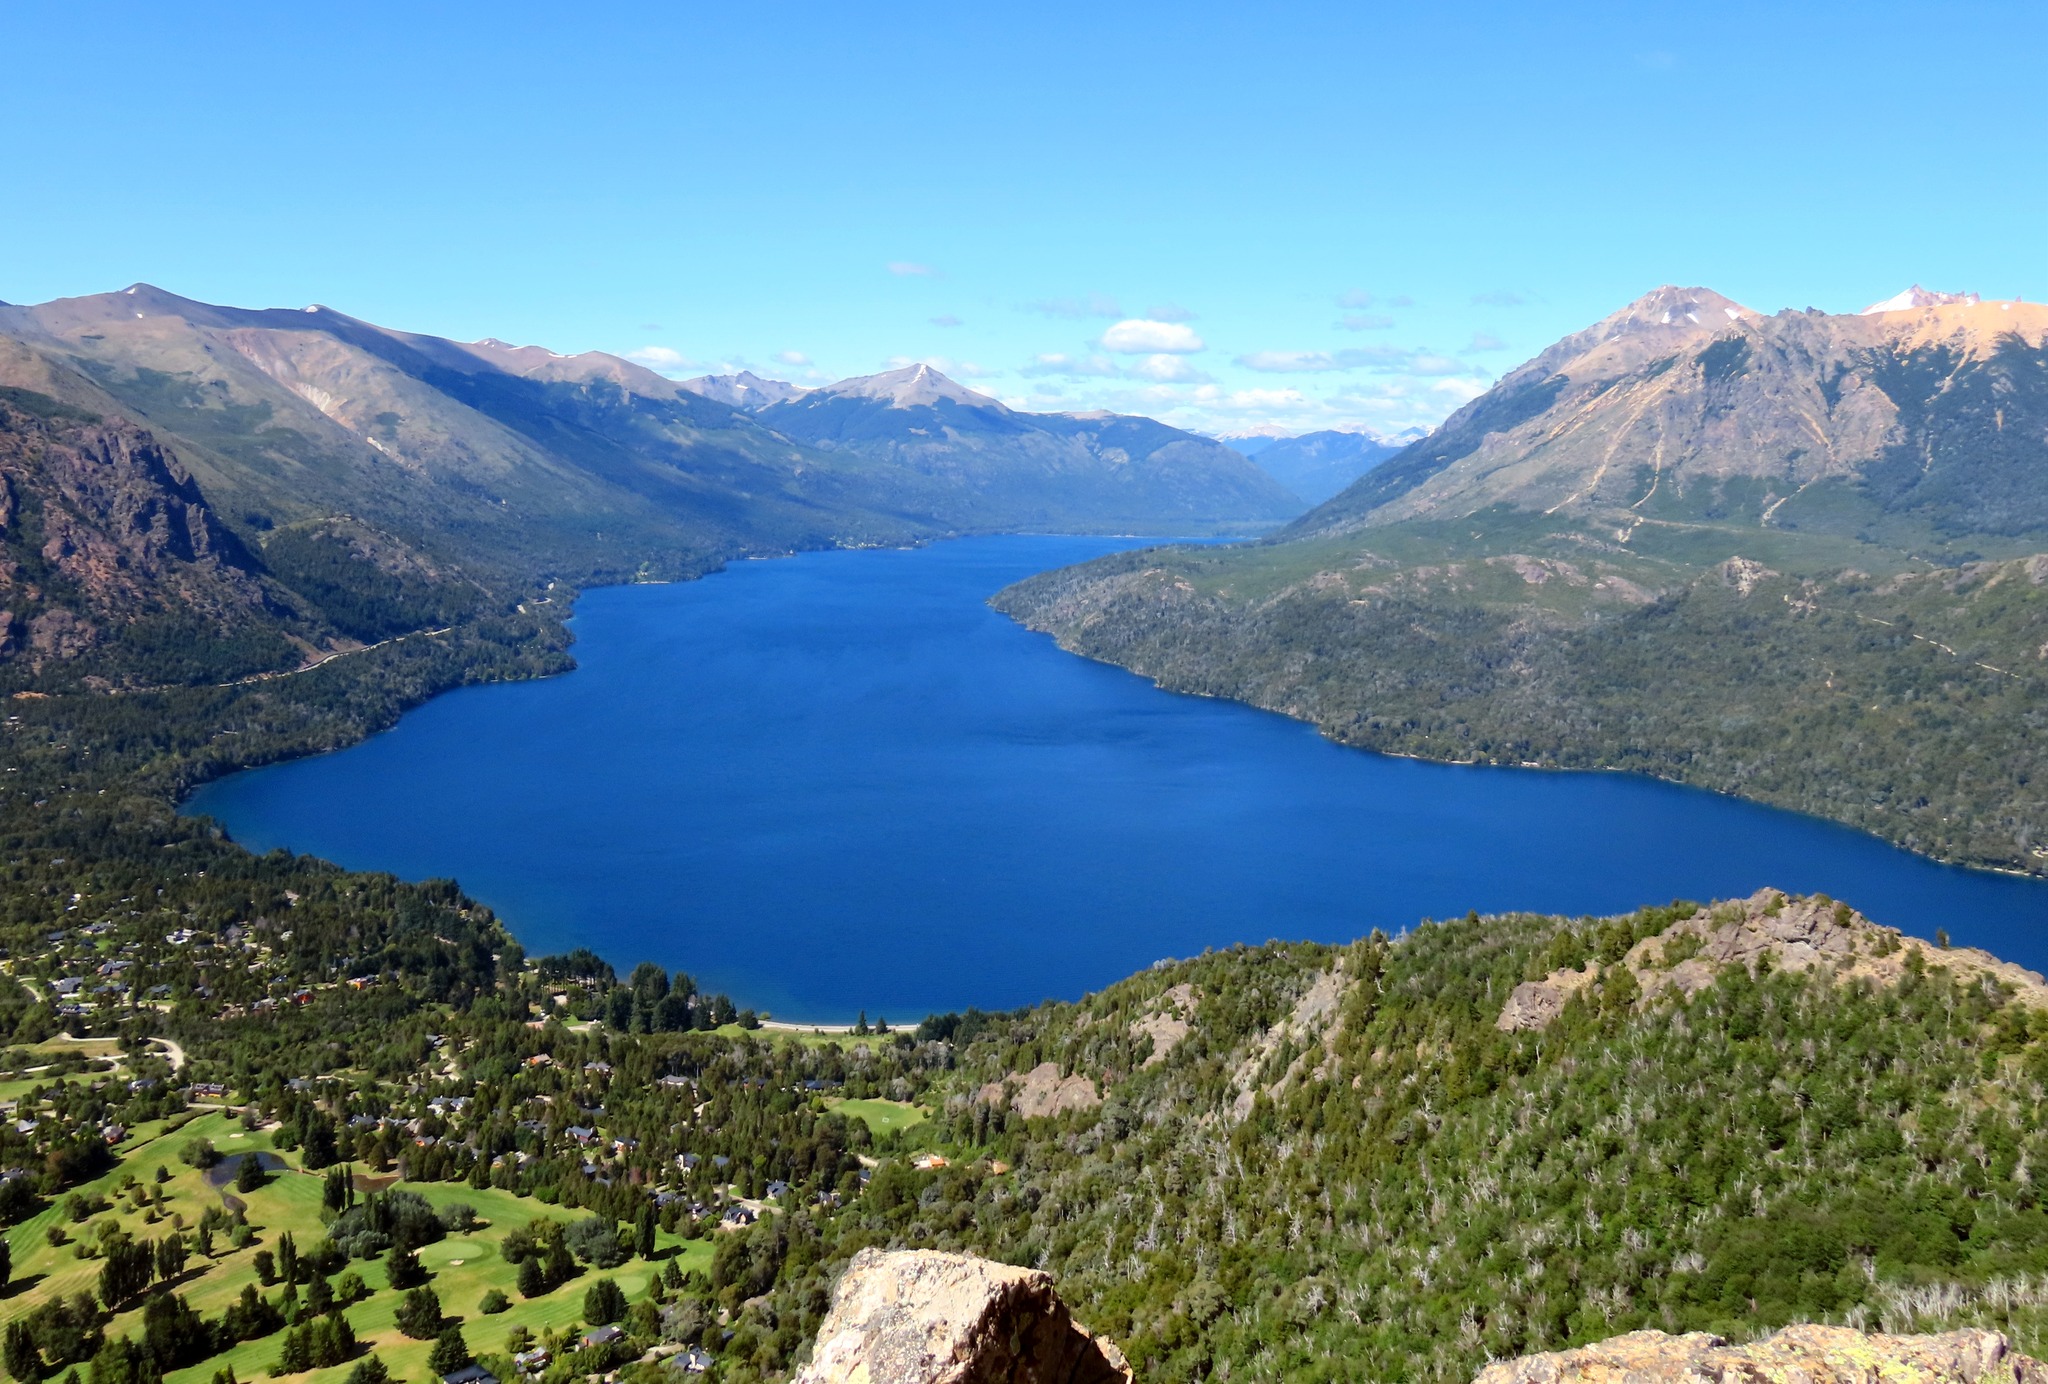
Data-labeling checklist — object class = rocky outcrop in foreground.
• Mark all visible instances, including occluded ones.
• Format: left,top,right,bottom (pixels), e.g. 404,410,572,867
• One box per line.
794,1248,1131,1384
1476,1326,2048,1384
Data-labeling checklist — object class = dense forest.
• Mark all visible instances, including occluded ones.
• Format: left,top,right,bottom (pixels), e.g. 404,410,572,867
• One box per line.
995,532,2048,873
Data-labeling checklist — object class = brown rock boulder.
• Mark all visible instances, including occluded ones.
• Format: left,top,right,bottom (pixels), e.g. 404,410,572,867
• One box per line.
794,1248,1131,1384
1474,1325,2048,1384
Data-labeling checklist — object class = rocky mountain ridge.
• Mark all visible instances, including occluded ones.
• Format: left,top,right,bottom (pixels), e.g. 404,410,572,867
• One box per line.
1298,286,2048,544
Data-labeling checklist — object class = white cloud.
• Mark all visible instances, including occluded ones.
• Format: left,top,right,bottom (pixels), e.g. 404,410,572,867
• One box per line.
1235,346,1411,373
888,261,938,277
1100,319,1206,354
1467,332,1507,351
1409,353,1466,375
1127,354,1211,383
1431,377,1491,402
622,345,707,377
930,314,963,328
1472,290,1526,307
1022,352,1119,378
1145,303,1196,322
1336,290,1375,309
1236,350,1342,373
1025,293,1122,319
774,350,812,367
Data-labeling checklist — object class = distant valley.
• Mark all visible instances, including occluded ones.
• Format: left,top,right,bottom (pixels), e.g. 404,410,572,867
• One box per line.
1225,427,1421,504
0,286,1293,692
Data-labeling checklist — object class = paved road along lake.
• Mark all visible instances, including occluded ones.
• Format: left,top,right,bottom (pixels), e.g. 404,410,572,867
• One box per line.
185,534,2048,1022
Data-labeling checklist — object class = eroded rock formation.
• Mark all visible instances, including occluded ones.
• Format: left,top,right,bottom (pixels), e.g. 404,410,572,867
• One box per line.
975,1062,1102,1119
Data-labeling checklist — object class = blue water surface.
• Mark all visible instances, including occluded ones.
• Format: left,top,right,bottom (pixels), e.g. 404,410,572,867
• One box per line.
184,535,2048,1022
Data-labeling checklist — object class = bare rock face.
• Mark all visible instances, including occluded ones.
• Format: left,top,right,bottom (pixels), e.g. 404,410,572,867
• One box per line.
794,1248,1131,1384
1496,964,1597,1032
975,1062,1102,1119
1130,982,1198,1068
1474,1325,2048,1384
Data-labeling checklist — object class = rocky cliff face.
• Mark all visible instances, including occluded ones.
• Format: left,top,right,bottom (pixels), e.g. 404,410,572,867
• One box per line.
794,1248,1130,1384
0,391,279,678
1476,1325,2048,1384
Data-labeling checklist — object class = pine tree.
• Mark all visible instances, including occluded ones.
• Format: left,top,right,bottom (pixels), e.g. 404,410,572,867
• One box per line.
543,1238,573,1289
385,1246,425,1290
271,1327,310,1378
516,1257,546,1300
633,1206,656,1259
425,1328,469,1379
394,1287,442,1340
582,1278,628,1326
153,1237,186,1285
4,1320,41,1383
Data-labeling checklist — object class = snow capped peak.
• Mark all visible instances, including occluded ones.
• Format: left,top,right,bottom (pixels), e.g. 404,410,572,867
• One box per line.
818,363,1003,410
1860,285,1981,315
1606,287,1758,337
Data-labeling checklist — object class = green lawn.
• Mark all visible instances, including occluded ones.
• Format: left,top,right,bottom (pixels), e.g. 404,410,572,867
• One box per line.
823,1097,927,1137
1,1109,711,1384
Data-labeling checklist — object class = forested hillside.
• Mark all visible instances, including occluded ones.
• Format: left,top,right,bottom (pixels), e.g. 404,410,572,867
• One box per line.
7,859,2048,1384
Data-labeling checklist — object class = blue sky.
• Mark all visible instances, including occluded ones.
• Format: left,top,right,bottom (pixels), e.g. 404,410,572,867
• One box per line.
5,2,2043,437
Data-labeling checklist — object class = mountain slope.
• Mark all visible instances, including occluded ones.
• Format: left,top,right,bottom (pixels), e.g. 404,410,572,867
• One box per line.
1297,286,2048,549
0,285,931,587
754,364,1304,529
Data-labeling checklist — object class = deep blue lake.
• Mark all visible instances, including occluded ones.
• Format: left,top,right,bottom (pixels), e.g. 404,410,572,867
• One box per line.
185,534,2048,1022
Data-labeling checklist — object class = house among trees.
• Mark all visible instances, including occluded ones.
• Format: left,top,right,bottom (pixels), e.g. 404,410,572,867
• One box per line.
441,1365,499,1384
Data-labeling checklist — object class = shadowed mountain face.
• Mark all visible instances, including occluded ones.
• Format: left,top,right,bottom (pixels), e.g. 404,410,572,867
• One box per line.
0,388,298,686
1298,286,2048,547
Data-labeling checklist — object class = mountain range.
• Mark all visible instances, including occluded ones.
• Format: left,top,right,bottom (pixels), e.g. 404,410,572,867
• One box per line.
1299,284,2048,547
0,285,1295,688
995,285,2048,875
1227,427,1420,504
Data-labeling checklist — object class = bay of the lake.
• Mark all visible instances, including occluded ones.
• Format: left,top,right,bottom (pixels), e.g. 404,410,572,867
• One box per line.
184,534,2048,1022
